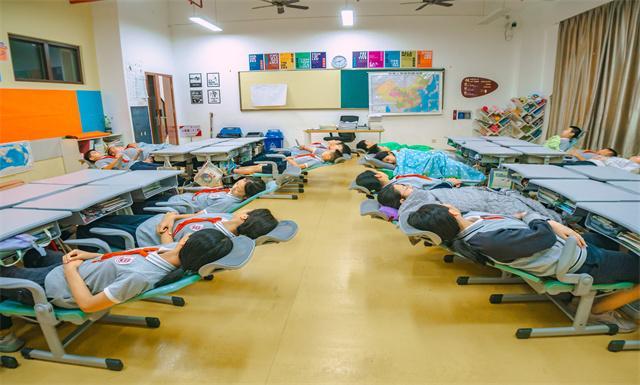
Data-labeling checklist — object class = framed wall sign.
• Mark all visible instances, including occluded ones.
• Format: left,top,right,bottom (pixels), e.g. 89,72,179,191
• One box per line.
189,73,202,88
206,72,220,87
207,89,221,104
190,90,203,104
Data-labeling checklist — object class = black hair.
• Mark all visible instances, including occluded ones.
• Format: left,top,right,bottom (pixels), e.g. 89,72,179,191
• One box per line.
356,140,368,151
569,126,583,138
243,177,266,198
367,144,381,154
83,149,97,162
237,209,278,239
374,151,391,162
603,148,618,157
339,143,352,155
178,228,233,273
326,150,343,163
407,204,461,243
377,184,403,209
356,170,383,193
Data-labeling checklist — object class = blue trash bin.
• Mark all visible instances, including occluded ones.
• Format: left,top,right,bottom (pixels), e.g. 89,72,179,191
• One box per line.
264,129,284,151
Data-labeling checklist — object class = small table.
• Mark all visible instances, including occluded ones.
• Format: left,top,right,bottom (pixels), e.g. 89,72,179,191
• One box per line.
31,169,127,186
89,170,182,201
0,183,72,209
16,185,136,225
304,128,384,145
564,166,640,182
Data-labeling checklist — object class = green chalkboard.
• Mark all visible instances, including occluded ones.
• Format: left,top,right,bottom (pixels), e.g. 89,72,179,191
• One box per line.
340,68,430,109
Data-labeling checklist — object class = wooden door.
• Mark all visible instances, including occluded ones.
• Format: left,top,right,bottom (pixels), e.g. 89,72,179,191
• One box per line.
145,72,178,144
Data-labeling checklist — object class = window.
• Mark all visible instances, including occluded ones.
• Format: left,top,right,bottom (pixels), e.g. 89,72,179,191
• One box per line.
8,34,83,84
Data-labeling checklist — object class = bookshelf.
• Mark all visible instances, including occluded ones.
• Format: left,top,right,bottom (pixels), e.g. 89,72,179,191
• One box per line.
473,94,547,142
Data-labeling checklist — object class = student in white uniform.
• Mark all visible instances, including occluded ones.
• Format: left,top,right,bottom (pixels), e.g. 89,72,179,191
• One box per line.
77,209,278,249
165,177,266,213
0,229,235,350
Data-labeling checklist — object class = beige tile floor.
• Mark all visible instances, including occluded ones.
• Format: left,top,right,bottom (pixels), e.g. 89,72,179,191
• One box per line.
2,160,639,384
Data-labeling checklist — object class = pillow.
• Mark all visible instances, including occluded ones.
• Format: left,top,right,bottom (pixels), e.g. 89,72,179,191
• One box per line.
379,205,399,221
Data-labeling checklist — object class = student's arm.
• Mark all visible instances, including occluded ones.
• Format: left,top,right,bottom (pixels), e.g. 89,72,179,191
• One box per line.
63,260,116,313
130,148,143,162
102,154,123,170
286,157,308,169
567,149,586,161
159,230,174,244
466,219,557,262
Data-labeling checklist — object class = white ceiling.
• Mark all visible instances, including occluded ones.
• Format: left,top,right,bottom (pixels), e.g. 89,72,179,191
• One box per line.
167,0,609,26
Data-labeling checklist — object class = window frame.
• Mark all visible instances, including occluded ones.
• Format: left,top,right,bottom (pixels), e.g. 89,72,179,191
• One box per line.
8,33,84,85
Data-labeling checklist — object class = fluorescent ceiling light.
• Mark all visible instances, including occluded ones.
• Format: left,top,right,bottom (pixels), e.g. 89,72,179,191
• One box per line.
189,16,222,32
341,9,354,27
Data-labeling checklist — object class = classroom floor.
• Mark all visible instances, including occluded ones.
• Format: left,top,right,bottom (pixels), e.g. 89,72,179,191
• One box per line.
3,159,639,385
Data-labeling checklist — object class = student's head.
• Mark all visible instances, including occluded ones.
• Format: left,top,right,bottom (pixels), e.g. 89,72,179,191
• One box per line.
561,126,582,139
374,151,396,165
596,148,618,157
233,208,278,239
356,140,370,152
377,183,414,209
107,146,124,157
355,170,391,193
321,149,342,163
231,177,266,199
407,204,463,243
176,229,233,273
126,143,139,149
338,143,352,155
84,149,102,162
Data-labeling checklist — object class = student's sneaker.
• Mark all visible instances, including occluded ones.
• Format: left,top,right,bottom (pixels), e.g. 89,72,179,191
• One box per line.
0,332,25,353
589,310,638,333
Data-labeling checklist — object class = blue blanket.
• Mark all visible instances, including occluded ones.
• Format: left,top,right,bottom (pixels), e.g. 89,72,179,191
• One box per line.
393,149,485,182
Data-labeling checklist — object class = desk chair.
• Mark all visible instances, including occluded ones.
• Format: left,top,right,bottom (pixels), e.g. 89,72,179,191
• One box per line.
324,115,359,143
0,236,255,371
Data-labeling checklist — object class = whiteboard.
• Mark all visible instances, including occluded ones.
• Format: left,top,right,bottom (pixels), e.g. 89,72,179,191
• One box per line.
239,70,341,110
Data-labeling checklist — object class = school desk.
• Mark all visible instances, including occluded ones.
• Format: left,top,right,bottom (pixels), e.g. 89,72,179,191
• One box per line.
564,165,640,182
31,169,127,186
88,170,182,201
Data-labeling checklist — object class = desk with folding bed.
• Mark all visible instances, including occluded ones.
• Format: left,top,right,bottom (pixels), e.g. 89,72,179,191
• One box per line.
16,184,138,225
501,164,588,191
529,179,640,216
30,169,127,186
0,184,72,209
459,142,522,166
564,166,640,182
88,170,182,201
510,146,566,164
446,136,488,150
607,181,640,194
149,138,232,167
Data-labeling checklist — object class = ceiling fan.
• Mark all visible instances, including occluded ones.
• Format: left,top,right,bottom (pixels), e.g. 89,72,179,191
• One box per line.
401,0,454,11
252,0,310,15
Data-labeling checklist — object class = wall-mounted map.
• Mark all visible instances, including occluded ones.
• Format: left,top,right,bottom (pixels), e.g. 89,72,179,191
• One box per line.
0,141,34,177
368,71,443,115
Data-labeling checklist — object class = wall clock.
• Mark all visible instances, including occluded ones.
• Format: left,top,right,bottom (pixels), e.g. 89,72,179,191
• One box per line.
331,55,347,69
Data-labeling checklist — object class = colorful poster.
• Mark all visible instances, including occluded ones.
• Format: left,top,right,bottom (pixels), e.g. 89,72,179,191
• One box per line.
384,51,401,68
310,52,326,69
368,51,384,68
266,53,280,70
0,141,34,177
280,52,294,70
0,42,7,62
295,52,311,69
400,50,416,68
353,51,368,68
417,50,433,68
249,54,264,71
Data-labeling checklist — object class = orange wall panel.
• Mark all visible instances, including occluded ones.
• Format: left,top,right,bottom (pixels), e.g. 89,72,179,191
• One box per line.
0,89,82,143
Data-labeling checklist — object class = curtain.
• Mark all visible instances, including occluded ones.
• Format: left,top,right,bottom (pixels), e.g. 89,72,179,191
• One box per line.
547,0,639,156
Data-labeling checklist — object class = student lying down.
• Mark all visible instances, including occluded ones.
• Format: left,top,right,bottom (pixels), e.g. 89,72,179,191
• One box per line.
163,177,266,213
356,140,432,154
233,150,343,174
407,203,639,284
355,170,463,194
374,149,486,182
0,229,235,312
382,183,561,222
77,209,278,249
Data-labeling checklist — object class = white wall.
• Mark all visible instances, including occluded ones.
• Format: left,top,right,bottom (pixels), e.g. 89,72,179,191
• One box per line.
92,0,131,142
170,16,520,148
